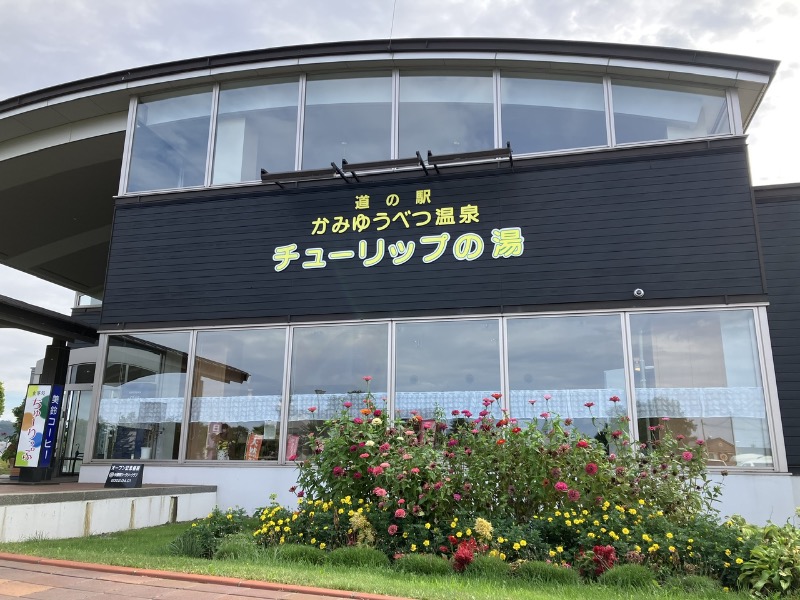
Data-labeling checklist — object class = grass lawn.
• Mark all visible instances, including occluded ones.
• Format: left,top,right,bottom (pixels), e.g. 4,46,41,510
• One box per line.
0,523,746,600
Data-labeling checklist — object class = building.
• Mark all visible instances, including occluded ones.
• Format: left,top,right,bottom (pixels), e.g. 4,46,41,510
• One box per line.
1,39,798,523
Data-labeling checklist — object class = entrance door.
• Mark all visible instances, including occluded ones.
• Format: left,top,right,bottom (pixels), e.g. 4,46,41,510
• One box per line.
59,389,90,474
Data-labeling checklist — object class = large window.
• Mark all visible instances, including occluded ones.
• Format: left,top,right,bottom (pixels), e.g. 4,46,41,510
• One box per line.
93,332,190,460
399,72,494,157
501,74,607,154
88,307,777,470
187,328,286,461
287,324,389,459
212,79,299,184
127,88,213,192
507,315,626,436
302,74,392,169
630,310,772,468
394,319,501,421
612,81,730,145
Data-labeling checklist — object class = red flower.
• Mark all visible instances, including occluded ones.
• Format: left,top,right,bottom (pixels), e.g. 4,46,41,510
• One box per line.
363,375,373,382
343,401,353,408
555,481,568,492
585,462,598,475
451,410,460,416
287,454,297,461
584,402,595,408
568,489,581,501
496,439,506,445
308,406,317,413
611,430,623,439
491,393,502,400
388,524,398,535
576,440,589,448
511,427,522,434
609,396,621,403
353,417,363,424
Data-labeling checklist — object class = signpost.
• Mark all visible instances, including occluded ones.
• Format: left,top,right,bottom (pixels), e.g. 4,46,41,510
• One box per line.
104,464,144,488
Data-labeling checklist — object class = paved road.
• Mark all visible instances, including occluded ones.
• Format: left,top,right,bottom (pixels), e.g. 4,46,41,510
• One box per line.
0,557,408,600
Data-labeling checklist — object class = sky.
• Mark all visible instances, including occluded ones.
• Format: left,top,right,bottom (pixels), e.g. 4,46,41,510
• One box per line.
0,0,798,418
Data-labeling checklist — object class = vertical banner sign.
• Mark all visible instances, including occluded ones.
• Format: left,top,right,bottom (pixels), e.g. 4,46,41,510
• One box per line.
39,385,64,468
16,384,62,467
245,433,263,461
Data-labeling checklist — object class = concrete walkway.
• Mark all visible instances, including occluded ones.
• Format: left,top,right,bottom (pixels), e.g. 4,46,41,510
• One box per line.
0,555,411,600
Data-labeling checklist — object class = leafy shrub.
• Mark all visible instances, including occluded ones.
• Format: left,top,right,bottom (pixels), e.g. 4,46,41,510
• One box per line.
663,575,720,593
393,553,452,576
515,560,580,585
738,521,800,597
598,564,655,588
214,533,260,560
168,525,217,558
464,555,511,579
169,506,252,558
272,543,327,564
327,546,390,568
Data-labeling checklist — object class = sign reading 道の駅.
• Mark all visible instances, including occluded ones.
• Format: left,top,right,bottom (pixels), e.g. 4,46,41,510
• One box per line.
104,464,144,488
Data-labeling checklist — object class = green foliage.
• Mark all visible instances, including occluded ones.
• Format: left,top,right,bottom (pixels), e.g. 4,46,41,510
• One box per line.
168,506,251,558
663,574,720,593
515,560,581,585
464,554,512,579
393,553,452,575
271,543,327,564
598,564,656,588
0,380,5,420
214,533,260,560
327,546,390,568
1,401,24,463
738,520,800,597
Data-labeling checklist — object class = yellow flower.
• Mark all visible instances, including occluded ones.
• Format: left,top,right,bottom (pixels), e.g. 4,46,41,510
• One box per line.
638,499,645,505
593,520,600,526
666,532,673,539
513,543,521,551
725,549,731,556
500,553,506,560
622,528,630,535
588,532,596,539
735,558,744,565
549,550,556,558
411,544,417,552
555,511,562,517
338,508,344,514
497,536,505,544
456,531,463,538
565,520,572,527
556,546,564,553
320,542,326,550
669,546,676,553
688,538,693,543
466,528,472,536
423,540,430,547
628,508,637,515
311,538,316,544
425,523,431,529
450,522,457,528
520,540,527,547
724,562,730,568
191,523,197,527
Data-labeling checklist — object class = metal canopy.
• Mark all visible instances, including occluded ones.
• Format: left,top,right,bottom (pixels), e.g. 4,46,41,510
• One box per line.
0,294,98,343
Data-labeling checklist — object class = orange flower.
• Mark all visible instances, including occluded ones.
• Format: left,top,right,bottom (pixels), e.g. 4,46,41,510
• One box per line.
360,408,371,415
496,439,506,445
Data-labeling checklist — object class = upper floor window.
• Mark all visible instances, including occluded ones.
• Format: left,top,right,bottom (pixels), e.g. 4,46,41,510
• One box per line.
399,72,494,157
212,78,299,184
612,81,730,145
127,87,212,193
500,74,607,154
302,73,392,169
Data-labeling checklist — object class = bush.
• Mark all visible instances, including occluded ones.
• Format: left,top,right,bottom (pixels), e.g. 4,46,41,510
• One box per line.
738,520,800,597
272,543,327,564
515,560,580,585
327,546,390,568
464,555,511,579
663,575,720,593
168,525,217,558
598,564,655,588
214,533,261,560
393,553,452,576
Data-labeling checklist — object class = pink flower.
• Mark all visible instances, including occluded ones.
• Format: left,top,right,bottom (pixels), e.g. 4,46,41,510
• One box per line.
332,466,344,476
696,439,705,446
410,467,420,474
379,443,390,452
585,462,598,475
451,410,460,416
287,454,297,461
609,396,621,403
540,412,550,419
397,498,405,505
611,430,623,439
528,399,536,405
373,487,388,497
555,481,568,492
353,417,363,424
576,440,589,449
353,472,362,479
543,394,552,401
374,409,382,417
308,406,317,413
363,375,373,382
388,524,398,535
682,451,693,461
453,493,462,501
343,401,353,408
564,418,573,426
296,490,304,498
402,453,413,460
483,398,492,407
359,453,370,459
491,393,502,400
422,421,433,429
584,402,595,408
380,462,390,468
568,489,581,501
448,438,458,446
394,509,406,519
461,410,473,417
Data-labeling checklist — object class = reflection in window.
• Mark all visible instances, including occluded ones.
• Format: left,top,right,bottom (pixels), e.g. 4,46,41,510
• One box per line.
287,324,388,459
212,79,299,184
187,329,286,461
630,310,772,468
612,81,730,145
507,315,627,438
93,332,190,460
394,320,501,421
399,73,494,157
501,75,607,154
302,74,392,169
127,88,212,192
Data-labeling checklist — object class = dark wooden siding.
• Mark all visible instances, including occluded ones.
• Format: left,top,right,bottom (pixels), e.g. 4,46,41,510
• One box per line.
102,140,764,326
756,186,800,472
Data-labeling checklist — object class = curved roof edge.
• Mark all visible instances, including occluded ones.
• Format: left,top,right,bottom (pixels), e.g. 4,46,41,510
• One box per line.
0,37,779,114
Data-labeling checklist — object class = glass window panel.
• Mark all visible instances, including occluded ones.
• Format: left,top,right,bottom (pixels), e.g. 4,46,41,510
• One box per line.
187,328,286,461
127,88,213,192
287,324,388,459
212,79,299,184
630,310,772,468
612,80,730,145
501,74,607,154
302,74,392,169
399,73,494,157
93,332,190,460
507,315,627,439
394,320,501,422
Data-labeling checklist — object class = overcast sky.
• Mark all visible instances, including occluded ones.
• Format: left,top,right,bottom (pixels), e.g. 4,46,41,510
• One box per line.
0,0,798,418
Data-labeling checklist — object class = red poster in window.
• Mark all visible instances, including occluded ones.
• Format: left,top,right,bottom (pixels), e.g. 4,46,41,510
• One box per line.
245,433,263,461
